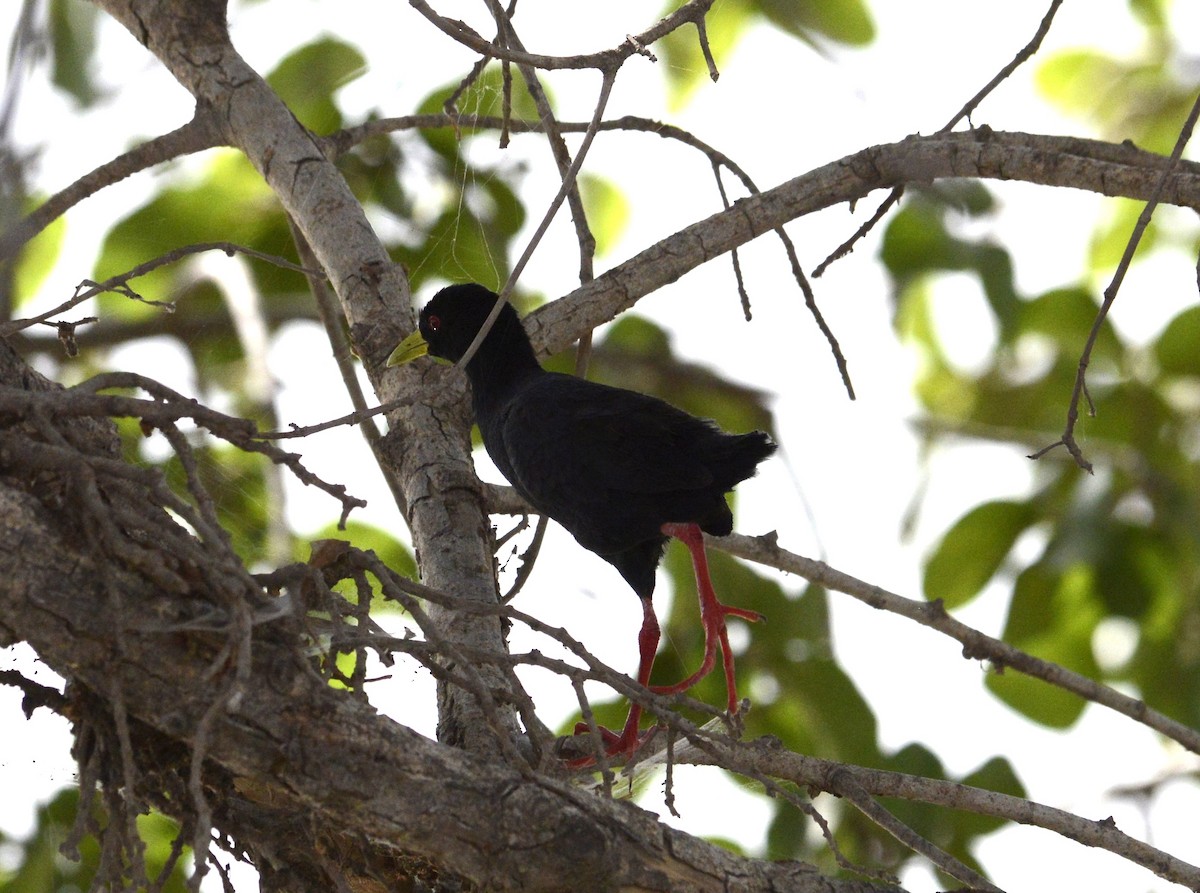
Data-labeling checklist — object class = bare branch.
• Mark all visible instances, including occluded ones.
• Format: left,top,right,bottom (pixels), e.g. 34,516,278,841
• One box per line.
1031,87,1200,470
456,69,618,370
711,531,1200,755
0,373,369,523
286,217,408,514
0,241,318,338
528,130,1200,357
813,0,1066,277
681,737,1200,890
0,108,226,263
407,0,715,73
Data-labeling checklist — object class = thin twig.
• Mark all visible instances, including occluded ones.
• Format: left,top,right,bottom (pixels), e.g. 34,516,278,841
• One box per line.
262,396,418,439
1031,87,1200,471
408,0,715,72
1,374,368,522
0,109,226,263
813,0,1066,277
332,111,855,397
501,514,547,602
712,530,1200,754
835,770,1000,891
0,241,319,338
287,218,408,513
457,69,618,370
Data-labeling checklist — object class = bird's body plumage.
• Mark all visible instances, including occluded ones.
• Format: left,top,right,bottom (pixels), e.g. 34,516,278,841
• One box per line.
482,369,771,593
390,283,775,763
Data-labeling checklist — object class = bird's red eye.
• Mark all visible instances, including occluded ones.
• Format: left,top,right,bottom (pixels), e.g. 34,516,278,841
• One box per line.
426,314,442,333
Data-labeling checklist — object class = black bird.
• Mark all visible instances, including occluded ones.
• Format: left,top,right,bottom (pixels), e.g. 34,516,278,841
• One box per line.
388,283,775,759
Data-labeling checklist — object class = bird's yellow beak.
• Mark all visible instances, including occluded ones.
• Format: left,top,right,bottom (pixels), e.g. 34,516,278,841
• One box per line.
387,330,429,367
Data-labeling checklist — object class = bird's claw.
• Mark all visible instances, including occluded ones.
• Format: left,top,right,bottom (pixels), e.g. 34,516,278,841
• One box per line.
562,720,656,769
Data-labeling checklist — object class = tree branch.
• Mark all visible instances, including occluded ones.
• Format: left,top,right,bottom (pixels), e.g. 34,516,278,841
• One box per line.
527,130,1200,358
710,531,1200,755
91,0,523,757
407,0,715,73
0,407,901,892
0,108,226,263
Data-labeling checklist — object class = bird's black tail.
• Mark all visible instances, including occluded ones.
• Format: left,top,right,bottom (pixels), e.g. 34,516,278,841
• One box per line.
712,430,776,492
690,430,775,537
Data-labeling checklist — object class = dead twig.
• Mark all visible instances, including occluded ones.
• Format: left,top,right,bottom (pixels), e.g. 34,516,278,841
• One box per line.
1031,87,1200,470
813,0,1066,277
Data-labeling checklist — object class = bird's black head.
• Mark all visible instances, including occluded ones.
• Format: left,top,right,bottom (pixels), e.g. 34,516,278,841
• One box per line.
418,283,508,363
388,283,527,368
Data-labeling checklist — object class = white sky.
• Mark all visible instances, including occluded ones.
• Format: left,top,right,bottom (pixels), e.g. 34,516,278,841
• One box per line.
2,1,1200,891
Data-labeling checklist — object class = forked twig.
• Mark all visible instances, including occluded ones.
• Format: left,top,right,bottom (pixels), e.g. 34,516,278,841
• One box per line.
813,0,1066,277
1031,88,1200,470
0,241,319,339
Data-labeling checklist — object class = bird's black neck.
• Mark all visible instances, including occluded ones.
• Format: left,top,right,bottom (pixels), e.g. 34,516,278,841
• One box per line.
463,310,543,419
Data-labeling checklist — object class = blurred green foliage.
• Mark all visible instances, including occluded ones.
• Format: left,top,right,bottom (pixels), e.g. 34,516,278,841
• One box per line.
887,16,1200,742
48,0,102,107
13,200,65,309
658,0,874,108
0,789,190,893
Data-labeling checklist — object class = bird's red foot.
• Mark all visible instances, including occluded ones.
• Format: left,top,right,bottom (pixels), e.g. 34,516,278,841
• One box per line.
658,522,763,714
564,711,656,769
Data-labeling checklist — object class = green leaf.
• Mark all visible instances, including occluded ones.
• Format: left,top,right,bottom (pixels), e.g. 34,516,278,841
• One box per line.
579,173,630,257
759,0,874,45
880,742,947,841
1094,524,1168,619
585,315,775,435
924,500,1036,608
957,757,1025,836
94,151,285,320
267,38,366,134
1037,50,1126,119
1154,305,1200,377
12,206,66,309
1037,45,1188,154
417,64,547,159
989,565,1101,727
162,445,273,564
1130,598,1200,728
881,203,952,281
304,519,417,582
884,188,1020,337
0,789,189,893
659,0,753,109
1089,198,1158,272
1129,0,1168,28
1019,287,1123,366
414,209,506,287
659,0,874,107
49,0,102,106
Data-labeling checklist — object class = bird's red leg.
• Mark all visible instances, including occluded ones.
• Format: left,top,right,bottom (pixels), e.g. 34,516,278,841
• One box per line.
568,597,661,766
655,522,762,713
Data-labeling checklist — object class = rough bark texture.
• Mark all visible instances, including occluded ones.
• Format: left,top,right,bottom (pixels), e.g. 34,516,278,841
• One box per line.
0,335,896,890
527,130,1200,356
91,0,523,757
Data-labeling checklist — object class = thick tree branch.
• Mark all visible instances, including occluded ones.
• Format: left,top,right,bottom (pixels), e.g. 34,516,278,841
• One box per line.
89,0,522,757
681,737,1200,890
527,130,1200,357
0,354,900,893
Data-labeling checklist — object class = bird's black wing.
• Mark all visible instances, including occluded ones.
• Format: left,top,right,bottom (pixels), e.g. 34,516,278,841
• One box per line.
492,374,717,500
486,372,764,556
